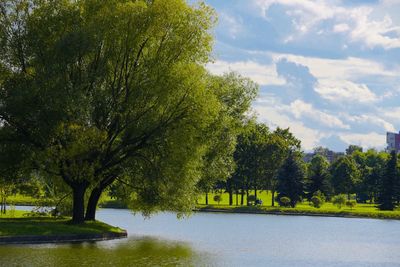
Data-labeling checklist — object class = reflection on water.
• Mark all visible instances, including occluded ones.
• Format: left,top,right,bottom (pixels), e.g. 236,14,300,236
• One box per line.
0,237,211,267
2,207,400,267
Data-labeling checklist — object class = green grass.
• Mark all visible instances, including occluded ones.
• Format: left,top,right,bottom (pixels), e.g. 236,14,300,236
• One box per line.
197,191,400,220
199,190,274,206
0,211,125,237
7,194,38,206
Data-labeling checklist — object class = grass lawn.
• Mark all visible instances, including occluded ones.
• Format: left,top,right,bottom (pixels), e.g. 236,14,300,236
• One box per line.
7,194,38,206
197,191,400,220
0,211,125,237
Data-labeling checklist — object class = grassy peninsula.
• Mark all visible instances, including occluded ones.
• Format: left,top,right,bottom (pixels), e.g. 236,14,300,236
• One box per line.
0,211,125,241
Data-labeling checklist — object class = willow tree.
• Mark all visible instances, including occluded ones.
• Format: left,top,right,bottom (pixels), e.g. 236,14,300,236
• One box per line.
0,0,244,223
196,73,258,205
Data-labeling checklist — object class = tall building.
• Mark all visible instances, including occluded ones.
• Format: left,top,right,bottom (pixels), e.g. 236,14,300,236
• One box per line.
386,131,400,152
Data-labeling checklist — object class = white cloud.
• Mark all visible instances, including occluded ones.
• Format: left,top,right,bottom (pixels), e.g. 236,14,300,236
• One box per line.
268,52,399,104
339,132,386,149
219,13,243,39
206,60,286,86
333,23,350,33
378,107,400,126
254,0,400,49
271,53,397,80
349,8,400,49
315,79,378,103
289,100,350,129
254,102,325,150
345,114,396,132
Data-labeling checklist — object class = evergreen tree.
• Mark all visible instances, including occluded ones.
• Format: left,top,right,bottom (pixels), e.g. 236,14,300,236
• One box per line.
330,156,360,196
378,150,398,210
307,155,331,199
277,151,305,207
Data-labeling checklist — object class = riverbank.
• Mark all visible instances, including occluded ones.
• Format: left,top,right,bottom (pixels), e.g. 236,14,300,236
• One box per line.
195,204,400,220
0,213,127,244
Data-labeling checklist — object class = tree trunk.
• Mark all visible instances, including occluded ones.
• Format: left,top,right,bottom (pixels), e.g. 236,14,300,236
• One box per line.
72,185,86,224
205,192,208,205
254,188,258,200
0,197,4,214
229,189,233,206
1,196,6,214
271,190,275,207
240,189,244,205
246,189,249,206
235,190,238,206
85,187,103,221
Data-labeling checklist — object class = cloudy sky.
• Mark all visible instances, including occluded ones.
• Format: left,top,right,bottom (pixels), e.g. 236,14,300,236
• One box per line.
199,0,400,152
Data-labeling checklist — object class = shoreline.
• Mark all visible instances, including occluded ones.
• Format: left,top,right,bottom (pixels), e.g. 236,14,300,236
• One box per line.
195,206,400,221
0,230,128,245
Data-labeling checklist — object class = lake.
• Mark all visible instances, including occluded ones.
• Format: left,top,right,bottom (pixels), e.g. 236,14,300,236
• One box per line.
1,208,400,266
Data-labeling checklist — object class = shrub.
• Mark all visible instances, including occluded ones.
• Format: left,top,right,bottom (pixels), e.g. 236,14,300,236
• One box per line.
312,190,326,202
213,195,222,205
311,196,323,208
280,196,291,207
332,194,347,209
247,195,256,203
346,200,357,210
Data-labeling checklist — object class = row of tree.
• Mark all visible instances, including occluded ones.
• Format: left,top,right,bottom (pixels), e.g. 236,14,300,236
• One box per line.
206,122,400,211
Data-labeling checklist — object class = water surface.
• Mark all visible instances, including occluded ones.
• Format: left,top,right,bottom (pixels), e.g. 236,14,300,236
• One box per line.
1,208,400,266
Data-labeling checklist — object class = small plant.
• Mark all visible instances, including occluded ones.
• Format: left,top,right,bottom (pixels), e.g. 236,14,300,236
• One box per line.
311,196,323,208
332,194,347,209
213,195,222,205
310,191,325,208
280,196,291,207
346,200,357,210
247,195,256,203
8,204,16,218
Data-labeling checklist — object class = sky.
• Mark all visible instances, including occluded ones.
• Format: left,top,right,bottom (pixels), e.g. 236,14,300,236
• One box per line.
197,0,400,152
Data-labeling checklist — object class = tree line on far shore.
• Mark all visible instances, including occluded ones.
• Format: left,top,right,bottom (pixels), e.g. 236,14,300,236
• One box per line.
201,123,400,211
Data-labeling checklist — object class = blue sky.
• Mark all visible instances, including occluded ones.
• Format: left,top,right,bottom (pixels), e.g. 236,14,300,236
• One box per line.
198,0,400,152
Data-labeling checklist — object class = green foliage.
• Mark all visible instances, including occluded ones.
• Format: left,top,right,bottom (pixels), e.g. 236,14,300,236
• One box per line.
332,194,347,209
378,150,398,210
307,155,331,199
310,196,323,208
213,195,222,204
1,0,255,222
0,217,124,236
310,191,325,208
346,200,357,210
277,151,305,207
330,156,360,195
197,73,258,197
279,197,291,207
346,145,363,155
247,195,256,203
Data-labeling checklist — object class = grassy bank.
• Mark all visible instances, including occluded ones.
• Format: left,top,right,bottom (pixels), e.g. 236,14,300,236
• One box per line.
196,203,400,220
7,194,38,206
196,190,400,220
0,211,125,237
7,192,400,221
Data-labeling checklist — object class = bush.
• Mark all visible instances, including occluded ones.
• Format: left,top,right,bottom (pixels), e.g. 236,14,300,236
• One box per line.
213,195,222,204
311,196,323,208
346,200,357,210
312,190,326,202
280,196,291,207
247,195,256,203
332,194,347,209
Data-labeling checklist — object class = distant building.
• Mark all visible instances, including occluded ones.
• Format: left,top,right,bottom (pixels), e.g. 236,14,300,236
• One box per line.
303,149,344,163
387,131,400,153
